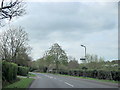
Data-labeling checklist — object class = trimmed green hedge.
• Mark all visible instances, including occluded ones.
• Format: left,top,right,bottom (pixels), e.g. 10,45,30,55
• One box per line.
2,61,18,82
2,61,29,82
17,66,29,76
52,69,120,81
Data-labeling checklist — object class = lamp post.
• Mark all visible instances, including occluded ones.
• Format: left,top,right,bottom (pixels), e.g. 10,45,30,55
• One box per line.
81,45,86,60
80,45,87,77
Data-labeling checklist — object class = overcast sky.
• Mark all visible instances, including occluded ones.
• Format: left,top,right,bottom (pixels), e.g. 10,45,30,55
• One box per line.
1,1,118,62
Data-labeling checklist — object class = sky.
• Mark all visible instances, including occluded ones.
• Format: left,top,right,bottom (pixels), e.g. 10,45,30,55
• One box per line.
0,1,118,62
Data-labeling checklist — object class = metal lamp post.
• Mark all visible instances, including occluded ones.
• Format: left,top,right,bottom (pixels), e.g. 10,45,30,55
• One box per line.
81,45,86,60
80,44,87,77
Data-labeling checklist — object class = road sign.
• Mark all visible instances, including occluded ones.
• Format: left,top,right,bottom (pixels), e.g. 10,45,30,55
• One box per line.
80,58,86,60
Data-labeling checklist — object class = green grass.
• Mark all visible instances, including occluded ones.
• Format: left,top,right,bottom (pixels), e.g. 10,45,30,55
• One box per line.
28,73,36,77
56,74,119,84
4,78,34,88
2,78,20,87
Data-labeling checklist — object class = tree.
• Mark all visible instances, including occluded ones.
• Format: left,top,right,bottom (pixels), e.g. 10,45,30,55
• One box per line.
36,58,48,72
47,43,68,73
68,56,79,69
82,54,105,70
35,44,68,73
16,47,32,66
43,51,54,67
44,55,54,70
0,26,31,66
0,0,26,26
29,61,39,72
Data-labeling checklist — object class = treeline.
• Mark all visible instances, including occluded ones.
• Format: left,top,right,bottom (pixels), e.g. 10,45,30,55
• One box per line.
31,43,119,81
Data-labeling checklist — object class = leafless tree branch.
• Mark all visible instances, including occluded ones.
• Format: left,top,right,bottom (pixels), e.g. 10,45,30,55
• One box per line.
0,0,26,26
0,27,31,66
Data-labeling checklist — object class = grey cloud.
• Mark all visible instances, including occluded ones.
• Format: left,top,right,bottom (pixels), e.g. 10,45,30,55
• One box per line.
15,2,117,33
11,2,118,60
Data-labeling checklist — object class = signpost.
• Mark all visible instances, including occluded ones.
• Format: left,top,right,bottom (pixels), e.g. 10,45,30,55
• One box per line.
80,58,86,60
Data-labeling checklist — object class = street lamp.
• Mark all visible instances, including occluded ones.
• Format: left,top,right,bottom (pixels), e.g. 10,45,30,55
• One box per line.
80,45,87,77
80,45,86,60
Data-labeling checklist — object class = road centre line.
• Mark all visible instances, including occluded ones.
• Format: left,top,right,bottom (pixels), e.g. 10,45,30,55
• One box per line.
44,75,53,79
64,82,74,87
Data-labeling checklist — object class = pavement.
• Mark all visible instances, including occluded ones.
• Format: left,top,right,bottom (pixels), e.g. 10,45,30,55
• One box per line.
29,72,119,88
17,75,35,79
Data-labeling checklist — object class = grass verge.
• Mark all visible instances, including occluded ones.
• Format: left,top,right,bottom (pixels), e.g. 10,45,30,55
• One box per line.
4,78,34,88
2,78,20,87
28,73,36,77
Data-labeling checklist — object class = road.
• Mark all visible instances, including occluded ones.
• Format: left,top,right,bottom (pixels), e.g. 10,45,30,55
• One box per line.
29,72,118,88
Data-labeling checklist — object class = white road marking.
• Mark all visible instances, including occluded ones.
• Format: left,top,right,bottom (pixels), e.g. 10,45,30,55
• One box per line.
45,75,53,79
64,82,74,87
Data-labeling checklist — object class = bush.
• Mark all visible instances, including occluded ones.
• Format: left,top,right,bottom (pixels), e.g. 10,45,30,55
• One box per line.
111,71,120,81
2,61,18,82
17,66,29,76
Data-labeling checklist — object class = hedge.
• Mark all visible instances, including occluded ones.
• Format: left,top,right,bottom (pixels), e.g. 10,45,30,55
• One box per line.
51,69,120,81
17,66,29,76
2,61,30,82
2,61,18,82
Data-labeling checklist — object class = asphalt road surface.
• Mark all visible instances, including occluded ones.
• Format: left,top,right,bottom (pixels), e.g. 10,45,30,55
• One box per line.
29,72,118,88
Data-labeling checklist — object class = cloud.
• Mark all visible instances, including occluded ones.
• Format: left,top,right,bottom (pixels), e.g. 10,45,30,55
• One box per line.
14,2,117,33
6,2,118,61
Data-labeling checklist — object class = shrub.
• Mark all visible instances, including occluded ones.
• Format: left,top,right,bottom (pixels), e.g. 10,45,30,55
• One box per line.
2,61,18,82
111,71,120,81
17,66,29,76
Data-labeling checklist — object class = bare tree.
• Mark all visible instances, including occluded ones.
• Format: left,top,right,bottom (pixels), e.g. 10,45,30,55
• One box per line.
0,26,31,65
68,56,79,69
0,0,26,26
82,54,105,69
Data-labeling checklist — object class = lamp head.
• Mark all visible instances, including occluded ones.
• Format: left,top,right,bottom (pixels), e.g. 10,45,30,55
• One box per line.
81,45,84,47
